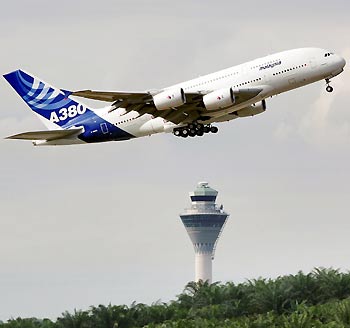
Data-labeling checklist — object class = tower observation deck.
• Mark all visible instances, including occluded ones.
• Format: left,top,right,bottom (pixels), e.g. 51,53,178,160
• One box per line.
180,182,229,283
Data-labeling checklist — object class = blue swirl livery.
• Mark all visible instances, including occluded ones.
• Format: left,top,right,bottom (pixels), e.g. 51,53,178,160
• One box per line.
4,70,134,145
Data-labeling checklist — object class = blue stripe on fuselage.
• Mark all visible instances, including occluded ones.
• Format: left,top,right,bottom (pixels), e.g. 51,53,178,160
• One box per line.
66,110,135,143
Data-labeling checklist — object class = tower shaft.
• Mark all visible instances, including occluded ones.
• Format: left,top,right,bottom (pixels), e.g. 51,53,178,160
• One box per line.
195,253,212,283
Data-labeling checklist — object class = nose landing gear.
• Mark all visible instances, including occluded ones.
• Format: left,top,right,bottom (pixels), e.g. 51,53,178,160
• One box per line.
326,85,334,93
173,123,218,138
325,79,334,93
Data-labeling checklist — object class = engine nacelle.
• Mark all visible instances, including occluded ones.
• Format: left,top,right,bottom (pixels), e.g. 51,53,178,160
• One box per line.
203,88,235,111
153,88,186,111
236,100,266,117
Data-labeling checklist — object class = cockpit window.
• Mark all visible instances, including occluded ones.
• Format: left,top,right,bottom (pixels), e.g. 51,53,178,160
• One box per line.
324,52,334,57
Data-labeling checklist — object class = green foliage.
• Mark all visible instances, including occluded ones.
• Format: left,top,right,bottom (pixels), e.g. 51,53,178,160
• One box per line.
3,268,350,327
0,318,55,328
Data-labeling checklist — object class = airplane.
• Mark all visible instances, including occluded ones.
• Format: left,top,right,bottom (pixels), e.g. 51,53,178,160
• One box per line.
3,47,346,146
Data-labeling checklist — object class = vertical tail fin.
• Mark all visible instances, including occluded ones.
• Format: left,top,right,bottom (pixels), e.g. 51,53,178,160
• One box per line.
3,70,91,130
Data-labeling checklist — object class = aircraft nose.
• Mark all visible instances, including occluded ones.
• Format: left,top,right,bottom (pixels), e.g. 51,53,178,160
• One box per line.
337,55,346,69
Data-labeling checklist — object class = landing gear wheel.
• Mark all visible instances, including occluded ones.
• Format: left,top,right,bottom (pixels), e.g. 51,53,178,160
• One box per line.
326,85,334,93
210,126,219,133
189,130,197,137
174,129,181,137
181,129,189,138
203,126,210,134
196,130,204,137
325,79,333,93
196,123,204,131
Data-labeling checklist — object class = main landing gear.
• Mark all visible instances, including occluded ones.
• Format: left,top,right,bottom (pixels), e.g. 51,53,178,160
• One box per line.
173,123,218,138
325,79,334,93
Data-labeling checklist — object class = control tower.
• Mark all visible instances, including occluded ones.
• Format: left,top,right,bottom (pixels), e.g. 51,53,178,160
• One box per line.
180,182,229,283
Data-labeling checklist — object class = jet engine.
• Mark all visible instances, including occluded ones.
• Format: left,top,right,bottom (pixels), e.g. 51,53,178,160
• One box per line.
153,88,186,110
203,87,235,111
236,100,266,117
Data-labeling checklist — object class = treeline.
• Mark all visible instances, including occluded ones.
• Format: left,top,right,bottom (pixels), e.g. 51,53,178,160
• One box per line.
3,268,350,327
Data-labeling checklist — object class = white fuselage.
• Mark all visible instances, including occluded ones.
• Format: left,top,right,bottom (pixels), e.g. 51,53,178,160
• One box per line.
104,48,344,134
41,47,346,145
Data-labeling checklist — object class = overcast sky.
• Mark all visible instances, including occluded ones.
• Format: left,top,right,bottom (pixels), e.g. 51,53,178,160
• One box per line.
1,0,350,321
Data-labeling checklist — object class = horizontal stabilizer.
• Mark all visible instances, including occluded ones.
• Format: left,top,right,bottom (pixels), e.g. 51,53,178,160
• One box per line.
6,128,83,141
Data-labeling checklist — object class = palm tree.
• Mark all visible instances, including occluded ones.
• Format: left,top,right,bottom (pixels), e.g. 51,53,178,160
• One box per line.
313,268,350,302
90,304,132,328
334,299,350,325
246,277,292,314
56,310,91,328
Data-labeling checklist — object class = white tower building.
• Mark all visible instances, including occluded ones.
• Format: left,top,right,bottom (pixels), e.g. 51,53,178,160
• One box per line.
180,182,229,283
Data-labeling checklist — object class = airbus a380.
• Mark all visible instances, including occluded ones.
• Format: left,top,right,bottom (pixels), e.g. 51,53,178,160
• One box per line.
4,47,346,146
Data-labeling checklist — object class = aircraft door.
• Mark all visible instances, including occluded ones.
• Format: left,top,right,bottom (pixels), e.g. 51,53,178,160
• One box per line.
309,57,317,69
100,123,109,134
288,77,296,86
264,73,271,83
241,65,248,75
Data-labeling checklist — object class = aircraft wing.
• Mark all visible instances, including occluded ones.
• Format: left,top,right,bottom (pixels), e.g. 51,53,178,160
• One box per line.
6,128,83,141
71,87,264,125
71,90,152,102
